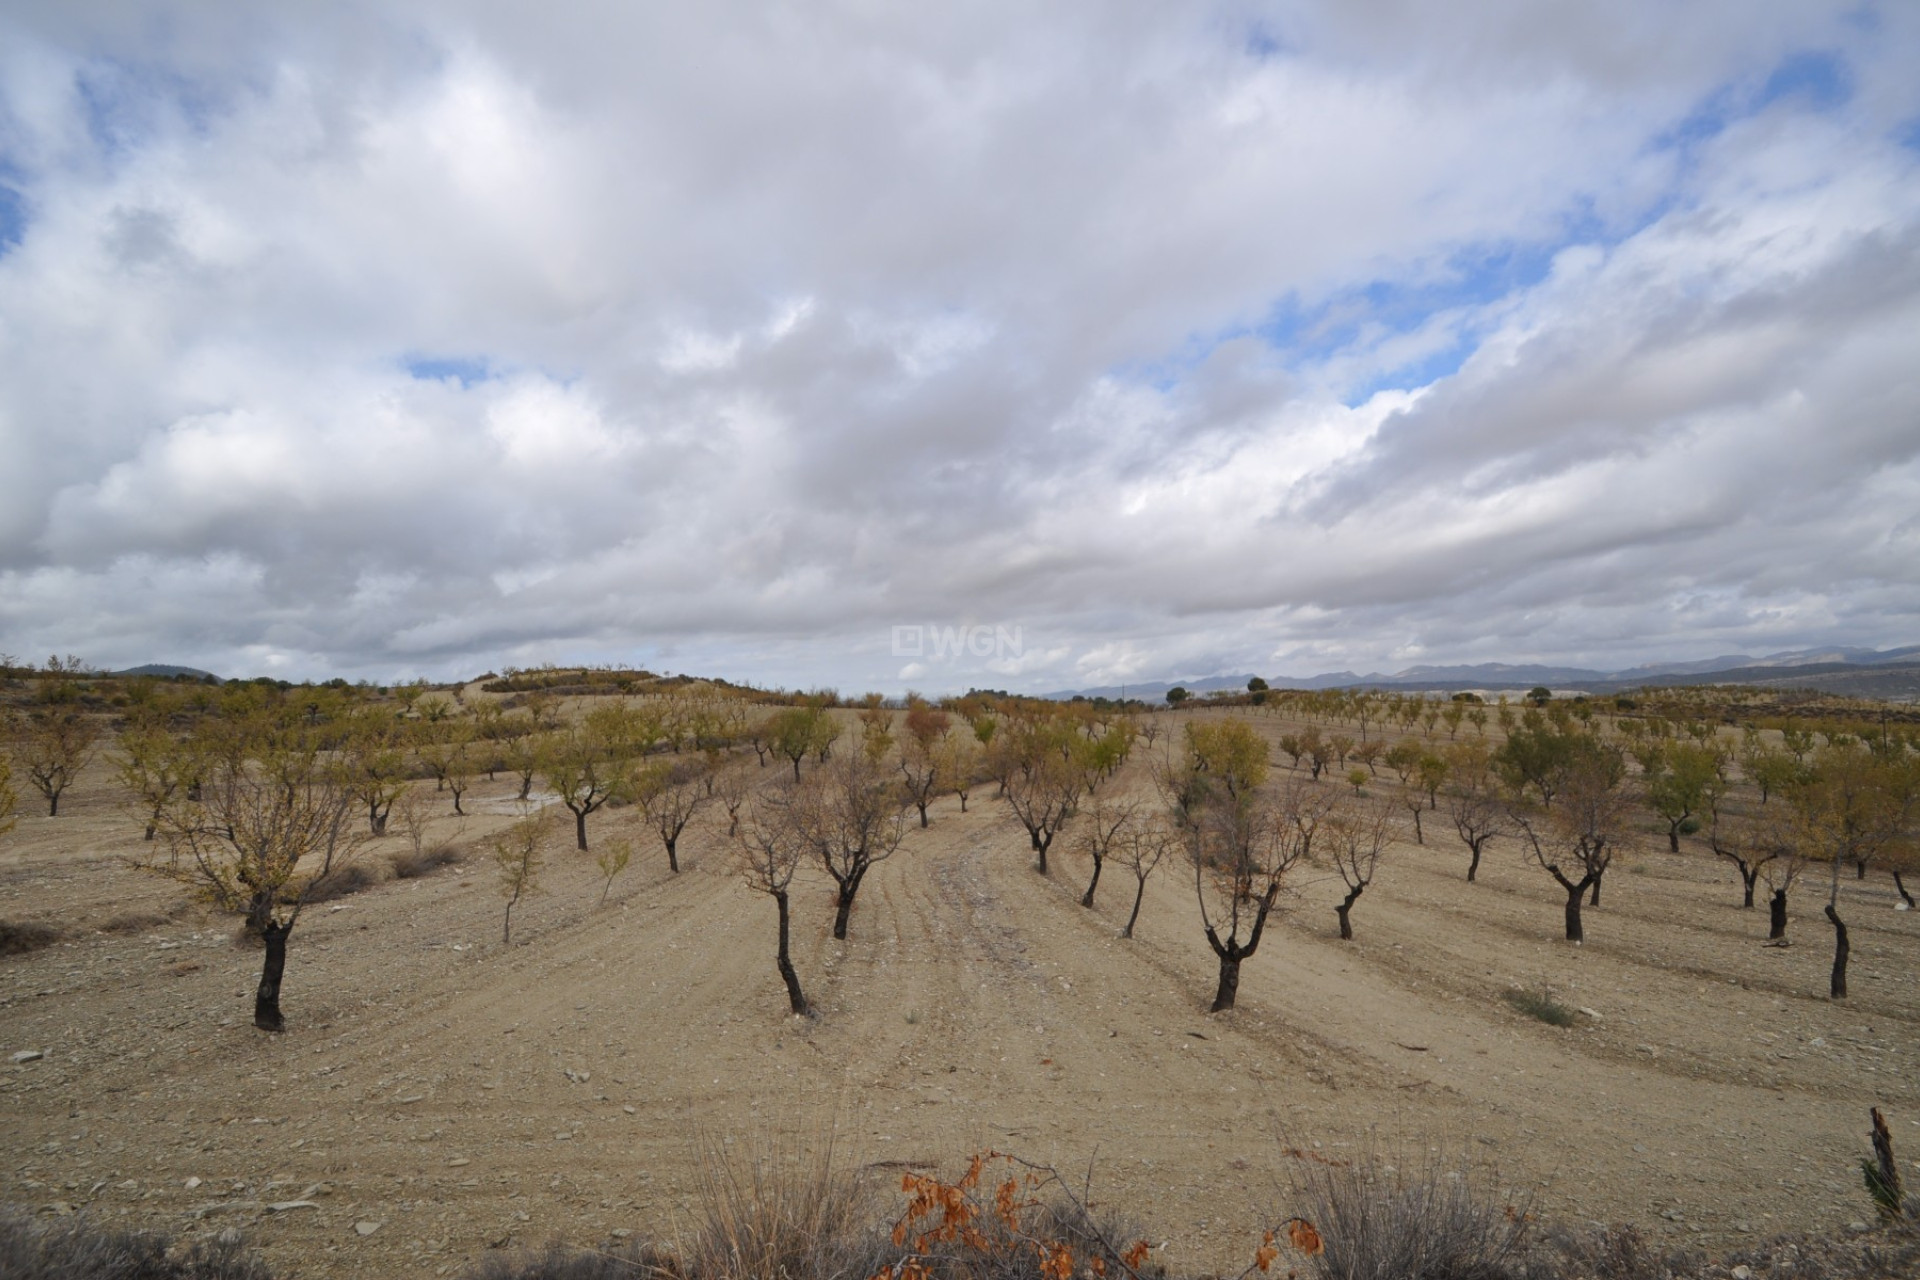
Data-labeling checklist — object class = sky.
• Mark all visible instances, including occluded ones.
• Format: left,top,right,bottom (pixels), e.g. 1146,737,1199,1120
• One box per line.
2,2,1918,694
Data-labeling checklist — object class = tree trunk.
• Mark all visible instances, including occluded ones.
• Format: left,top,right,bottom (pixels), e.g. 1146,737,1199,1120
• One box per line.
1411,808,1423,844
831,867,865,941
518,775,533,801
1769,889,1788,940
664,834,679,874
1210,954,1241,1012
1825,902,1849,999
254,920,290,1032
1668,827,1681,853
1081,856,1103,908
1035,834,1050,877
1564,884,1585,943
1336,885,1363,940
1856,859,1868,880
1124,879,1146,938
1741,867,1758,909
1895,871,1914,910
1467,842,1482,883
573,808,588,852
959,793,969,813
791,756,803,781
916,801,929,828
1588,869,1603,907
244,890,274,939
774,890,808,1016
47,791,59,817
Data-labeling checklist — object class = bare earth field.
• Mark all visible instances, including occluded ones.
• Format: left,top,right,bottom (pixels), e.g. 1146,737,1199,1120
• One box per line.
4,741,1919,1279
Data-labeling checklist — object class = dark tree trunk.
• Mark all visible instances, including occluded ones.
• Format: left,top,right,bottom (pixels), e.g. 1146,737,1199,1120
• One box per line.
1826,902,1850,999
1466,842,1483,882
1668,827,1681,853
1081,856,1103,908
1588,869,1603,907
1563,883,1586,943
915,801,929,828
1894,871,1914,910
1035,834,1050,876
1856,859,1868,880
1769,889,1788,939
1336,884,1364,940
245,890,273,939
1211,954,1241,1012
1742,866,1758,908
664,834,679,874
572,808,588,851
1124,878,1146,938
830,865,867,941
254,920,290,1032
959,792,969,813
1411,808,1423,844
518,775,533,801
48,792,59,817
791,756,803,781
774,890,808,1016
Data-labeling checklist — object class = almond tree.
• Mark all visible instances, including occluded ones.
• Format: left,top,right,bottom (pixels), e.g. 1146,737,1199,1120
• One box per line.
790,749,906,940
1644,739,1725,853
492,811,546,944
146,727,364,1030
1004,750,1085,875
1512,741,1629,942
899,735,943,827
1328,797,1392,940
937,732,983,812
341,709,408,836
1075,796,1136,908
541,706,633,851
633,756,709,872
1788,742,1917,998
114,724,190,840
737,786,812,1015
1182,781,1308,1012
9,708,101,816
1444,741,1510,882
1706,794,1790,909
1114,813,1173,939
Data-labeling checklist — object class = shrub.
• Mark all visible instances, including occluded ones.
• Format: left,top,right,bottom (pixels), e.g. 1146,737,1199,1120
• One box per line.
100,911,171,936
1503,987,1575,1027
303,862,381,903
392,843,464,879
1286,1147,1530,1280
0,920,63,956
0,1208,272,1279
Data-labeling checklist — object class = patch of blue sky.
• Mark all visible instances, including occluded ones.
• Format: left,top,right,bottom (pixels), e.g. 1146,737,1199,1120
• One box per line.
0,176,24,258
1896,116,1920,155
405,355,493,387
75,58,235,161
1652,49,1852,158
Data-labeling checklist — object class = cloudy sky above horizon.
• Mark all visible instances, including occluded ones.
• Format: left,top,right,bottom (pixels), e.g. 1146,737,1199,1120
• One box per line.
3,2,1918,693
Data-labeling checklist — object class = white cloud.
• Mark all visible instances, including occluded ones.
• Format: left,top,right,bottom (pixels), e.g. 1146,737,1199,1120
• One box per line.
0,2,1916,688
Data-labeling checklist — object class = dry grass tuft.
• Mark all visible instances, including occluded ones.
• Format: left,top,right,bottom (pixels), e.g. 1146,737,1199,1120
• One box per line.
0,1207,272,1279
680,1135,882,1280
304,862,383,903
391,843,465,880
1286,1145,1531,1280
0,920,64,956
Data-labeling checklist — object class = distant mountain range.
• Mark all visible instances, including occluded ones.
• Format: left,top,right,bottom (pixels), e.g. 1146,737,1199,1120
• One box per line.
1046,644,1920,703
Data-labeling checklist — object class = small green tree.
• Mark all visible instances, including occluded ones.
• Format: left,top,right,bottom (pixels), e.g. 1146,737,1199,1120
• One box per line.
1644,740,1724,853
10,709,101,817
491,811,546,944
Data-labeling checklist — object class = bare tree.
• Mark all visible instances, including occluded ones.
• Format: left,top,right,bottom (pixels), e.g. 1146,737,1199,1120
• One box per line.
1184,784,1308,1012
1004,750,1084,875
1444,743,1510,882
938,732,984,812
1789,743,1916,998
491,811,546,944
789,750,906,940
633,756,710,872
145,733,365,1030
899,735,942,828
9,709,101,817
713,766,755,838
1707,794,1791,910
1075,796,1136,908
1512,743,1630,943
1113,813,1173,939
737,786,812,1015
1327,797,1392,940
